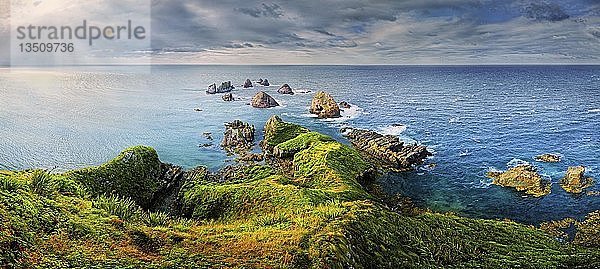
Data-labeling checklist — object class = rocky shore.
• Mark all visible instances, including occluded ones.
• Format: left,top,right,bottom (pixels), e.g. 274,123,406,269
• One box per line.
2,117,600,268
487,164,552,197
342,127,431,171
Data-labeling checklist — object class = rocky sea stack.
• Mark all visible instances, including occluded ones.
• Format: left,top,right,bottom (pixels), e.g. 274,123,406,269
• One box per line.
222,93,234,101
207,81,235,94
342,128,431,171
243,79,253,88
560,166,594,193
277,84,294,95
310,91,341,118
535,153,561,163
251,91,279,108
487,164,551,197
221,120,255,151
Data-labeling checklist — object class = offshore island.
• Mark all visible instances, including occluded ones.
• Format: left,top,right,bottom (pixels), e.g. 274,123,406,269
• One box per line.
1,82,600,268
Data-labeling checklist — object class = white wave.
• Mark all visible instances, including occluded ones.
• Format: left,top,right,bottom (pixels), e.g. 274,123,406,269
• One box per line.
459,149,472,157
507,158,530,168
293,88,313,94
449,117,461,123
588,108,600,113
321,103,363,122
379,124,407,136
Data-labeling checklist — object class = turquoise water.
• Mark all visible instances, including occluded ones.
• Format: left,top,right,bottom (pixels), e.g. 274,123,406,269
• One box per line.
0,65,599,223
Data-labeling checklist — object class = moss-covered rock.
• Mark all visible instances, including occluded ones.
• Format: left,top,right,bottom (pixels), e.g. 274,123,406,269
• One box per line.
261,115,309,154
560,166,594,193
67,146,163,208
574,210,600,247
487,165,551,197
310,91,341,118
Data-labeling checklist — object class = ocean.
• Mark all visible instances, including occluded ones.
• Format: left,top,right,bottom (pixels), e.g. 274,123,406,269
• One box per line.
0,65,599,223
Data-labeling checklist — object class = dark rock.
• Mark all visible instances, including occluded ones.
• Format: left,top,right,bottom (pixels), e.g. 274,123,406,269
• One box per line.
243,79,253,88
278,84,294,95
260,79,270,86
222,93,234,101
342,128,431,171
560,166,594,193
207,81,234,94
487,164,551,197
194,108,203,112
238,152,264,162
339,101,351,109
221,120,255,151
251,91,279,108
203,132,213,140
310,91,340,118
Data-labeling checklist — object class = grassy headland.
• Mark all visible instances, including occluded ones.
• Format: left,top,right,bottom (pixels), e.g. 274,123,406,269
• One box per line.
1,116,599,268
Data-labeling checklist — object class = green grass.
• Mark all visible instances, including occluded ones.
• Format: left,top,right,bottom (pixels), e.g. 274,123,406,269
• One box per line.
1,117,600,268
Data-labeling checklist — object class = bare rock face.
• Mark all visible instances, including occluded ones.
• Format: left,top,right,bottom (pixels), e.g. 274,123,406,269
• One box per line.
243,79,253,88
560,166,594,193
342,128,431,171
221,120,255,151
207,81,234,94
310,91,340,118
534,153,561,163
260,79,270,86
222,93,234,101
278,84,294,95
251,91,279,108
487,165,551,197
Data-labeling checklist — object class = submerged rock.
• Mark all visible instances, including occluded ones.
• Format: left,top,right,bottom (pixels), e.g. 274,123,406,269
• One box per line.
310,91,341,118
342,128,431,171
278,84,294,95
243,79,253,88
487,164,551,197
207,81,234,94
560,166,593,193
251,91,279,108
222,93,234,101
221,120,255,151
339,101,351,109
535,153,561,163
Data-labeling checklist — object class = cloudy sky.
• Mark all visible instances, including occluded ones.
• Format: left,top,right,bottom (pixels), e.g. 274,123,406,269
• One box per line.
2,0,600,64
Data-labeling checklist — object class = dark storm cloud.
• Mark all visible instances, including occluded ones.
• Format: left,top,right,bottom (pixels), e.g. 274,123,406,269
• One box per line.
147,0,600,63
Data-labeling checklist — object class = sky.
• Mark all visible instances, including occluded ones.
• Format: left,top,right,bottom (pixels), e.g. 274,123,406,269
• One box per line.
1,0,600,65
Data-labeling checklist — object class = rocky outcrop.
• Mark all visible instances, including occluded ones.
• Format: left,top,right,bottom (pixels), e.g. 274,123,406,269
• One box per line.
222,93,234,101
207,81,234,94
487,165,551,197
278,84,294,95
243,79,253,88
251,91,279,108
310,91,341,118
535,154,561,163
560,166,594,193
339,101,351,109
258,79,270,86
221,120,255,151
342,128,431,171
261,115,309,155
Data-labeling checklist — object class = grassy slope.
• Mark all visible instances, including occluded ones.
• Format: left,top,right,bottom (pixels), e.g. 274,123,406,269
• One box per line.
1,118,599,268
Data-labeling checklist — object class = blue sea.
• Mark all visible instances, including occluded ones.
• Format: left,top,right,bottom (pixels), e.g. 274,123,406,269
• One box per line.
0,65,599,224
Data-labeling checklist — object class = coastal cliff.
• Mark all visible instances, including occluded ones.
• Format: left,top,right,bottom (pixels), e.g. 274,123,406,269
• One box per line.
1,117,600,268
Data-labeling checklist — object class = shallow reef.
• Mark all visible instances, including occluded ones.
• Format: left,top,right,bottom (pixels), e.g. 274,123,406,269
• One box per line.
1,117,600,268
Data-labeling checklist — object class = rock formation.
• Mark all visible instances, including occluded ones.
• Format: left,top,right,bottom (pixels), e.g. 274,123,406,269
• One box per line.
207,81,234,94
278,84,294,95
221,120,255,151
339,101,351,109
243,79,253,88
560,166,594,193
342,128,431,171
251,91,279,108
487,164,551,197
222,93,234,101
535,154,561,163
310,91,341,118
260,79,270,86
